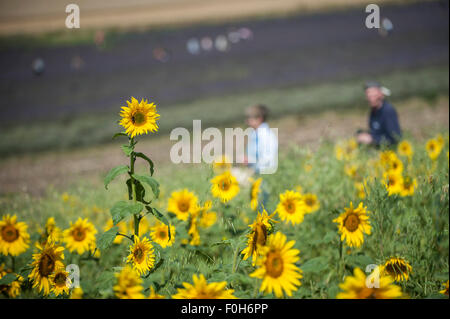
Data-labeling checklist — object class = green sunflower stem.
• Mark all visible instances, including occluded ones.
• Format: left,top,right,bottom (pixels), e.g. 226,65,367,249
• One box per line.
129,137,140,238
231,244,240,273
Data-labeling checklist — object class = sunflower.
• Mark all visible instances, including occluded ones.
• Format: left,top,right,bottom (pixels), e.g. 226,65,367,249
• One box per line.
210,171,240,203
150,221,175,248
198,200,217,228
333,202,371,248
250,177,263,211
0,214,30,256
241,210,277,265
188,208,201,246
337,267,403,299
275,190,306,225
29,242,65,296
70,287,83,299
302,193,320,214
426,138,443,160
355,182,366,199
119,97,160,138
383,172,404,196
44,217,62,244
400,176,417,197
167,189,198,221
148,286,165,299
344,164,358,179
436,133,446,149
63,218,97,255
213,155,232,171
335,138,358,161
0,264,23,298
381,257,413,282
387,156,403,175
50,267,71,296
250,232,303,298
172,274,236,299
104,219,127,245
440,280,449,296
397,140,413,159
126,236,155,275
113,265,145,299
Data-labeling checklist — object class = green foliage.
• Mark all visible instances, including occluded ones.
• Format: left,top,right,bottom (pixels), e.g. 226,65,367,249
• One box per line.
97,226,119,251
110,200,143,225
104,165,129,189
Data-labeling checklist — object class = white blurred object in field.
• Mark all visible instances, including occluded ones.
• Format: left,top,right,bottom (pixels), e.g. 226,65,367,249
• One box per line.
200,37,213,51
186,38,200,54
231,167,253,187
238,27,253,40
379,17,393,37
31,58,45,75
227,30,241,43
215,35,229,52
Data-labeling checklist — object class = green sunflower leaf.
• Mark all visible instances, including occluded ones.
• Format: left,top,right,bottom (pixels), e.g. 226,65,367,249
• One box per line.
300,256,328,274
132,174,160,198
110,200,143,225
121,144,134,157
0,273,17,285
112,132,128,139
97,226,119,251
146,206,171,240
135,152,155,176
104,165,129,189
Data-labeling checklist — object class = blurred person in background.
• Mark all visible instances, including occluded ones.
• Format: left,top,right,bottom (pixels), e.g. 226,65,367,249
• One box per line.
357,81,402,147
245,104,278,174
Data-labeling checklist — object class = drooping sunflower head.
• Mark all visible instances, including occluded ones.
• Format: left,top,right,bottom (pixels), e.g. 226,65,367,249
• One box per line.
50,267,71,297
29,242,65,296
44,217,62,244
0,214,30,257
212,155,232,171
397,140,413,158
250,178,263,211
119,97,160,138
167,189,198,221
333,202,371,248
302,193,320,214
113,265,145,299
63,218,97,255
440,280,449,296
275,190,306,225
198,200,217,228
426,138,443,160
337,267,403,299
381,257,413,282
150,222,175,248
241,209,277,265
172,274,236,299
126,236,155,276
400,176,417,197
210,171,240,203
250,232,303,298
383,172,404,196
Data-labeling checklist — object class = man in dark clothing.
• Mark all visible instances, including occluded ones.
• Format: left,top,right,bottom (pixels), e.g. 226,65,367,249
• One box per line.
357,81,402,147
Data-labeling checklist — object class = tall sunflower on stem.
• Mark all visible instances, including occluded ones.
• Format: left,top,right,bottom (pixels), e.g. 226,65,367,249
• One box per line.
98,97,170,276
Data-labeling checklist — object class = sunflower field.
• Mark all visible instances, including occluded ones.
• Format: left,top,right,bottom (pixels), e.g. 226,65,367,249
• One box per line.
0,98,448,299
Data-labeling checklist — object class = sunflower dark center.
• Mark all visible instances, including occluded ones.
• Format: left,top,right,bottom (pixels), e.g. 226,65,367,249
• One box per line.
220,180,230,191
344,213,360,232
54,272,67,286
265,251,284,278
305,198,314,206
134,247,145,263
283,200,296,214
1,225,19,242
72,227,86,241
252,224,267,249
38,253,55,277
177,200,189,212
158,231,167,239
131,112,146,125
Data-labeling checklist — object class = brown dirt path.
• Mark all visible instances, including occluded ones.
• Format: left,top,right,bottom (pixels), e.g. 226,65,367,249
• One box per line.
0,96,448,196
